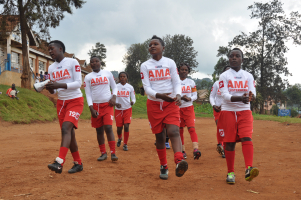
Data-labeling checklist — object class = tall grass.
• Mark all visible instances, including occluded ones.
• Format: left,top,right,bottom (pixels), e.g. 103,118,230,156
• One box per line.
0,85,57,123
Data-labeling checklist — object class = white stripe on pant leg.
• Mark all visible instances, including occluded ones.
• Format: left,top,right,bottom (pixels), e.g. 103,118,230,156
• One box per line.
235,111,237,122
58,100,65,115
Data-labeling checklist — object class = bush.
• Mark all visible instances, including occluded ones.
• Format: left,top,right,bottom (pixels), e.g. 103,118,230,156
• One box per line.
271,104,279,116
193,103,213,114
291,108,298,117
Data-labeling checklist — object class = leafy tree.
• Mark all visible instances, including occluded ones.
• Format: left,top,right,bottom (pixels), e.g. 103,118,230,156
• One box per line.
0,0,86,89
163,34,198,73
88,42,106,68
284,84,301,110
214,0,301,113
123,42,150,92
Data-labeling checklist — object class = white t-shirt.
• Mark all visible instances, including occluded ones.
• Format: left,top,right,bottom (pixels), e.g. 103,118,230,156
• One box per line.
179,78,197,108
115,83,136,110
140,56,181,102
84,70,117,106
48,57,82,100
209,81,223,107
219,68,256,111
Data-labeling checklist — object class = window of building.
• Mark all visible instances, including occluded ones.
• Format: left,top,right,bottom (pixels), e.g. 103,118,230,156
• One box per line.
11,52,20,68
39,61,45,73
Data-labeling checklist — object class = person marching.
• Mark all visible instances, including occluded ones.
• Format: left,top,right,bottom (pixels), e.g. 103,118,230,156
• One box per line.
84,56,118,162
46,40,84,174
140,35,188,180
178,64,201,160
115,72,136,151
209,66,230,158
218,48,259,184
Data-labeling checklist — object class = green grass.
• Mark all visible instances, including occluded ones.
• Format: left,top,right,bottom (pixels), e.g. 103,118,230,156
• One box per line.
252,113,301,124
0,85,57,123
1,86,300,124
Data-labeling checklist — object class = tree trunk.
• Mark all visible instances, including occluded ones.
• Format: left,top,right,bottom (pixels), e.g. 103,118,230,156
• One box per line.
259,25,265,114
18,0,31,89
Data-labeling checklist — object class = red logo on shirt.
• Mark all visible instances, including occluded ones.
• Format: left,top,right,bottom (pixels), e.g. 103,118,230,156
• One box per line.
84,82,86,87
140,72,144,79
219,81,224,88
211,86,213,92
149,69,171,81
117,91,130,97
91,77,108,86
182,86,191,93
52,69,71,81
75,65,80,72
253,80,256,87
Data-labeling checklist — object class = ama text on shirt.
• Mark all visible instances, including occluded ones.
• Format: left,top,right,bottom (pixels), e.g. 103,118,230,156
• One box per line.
148,66,171,81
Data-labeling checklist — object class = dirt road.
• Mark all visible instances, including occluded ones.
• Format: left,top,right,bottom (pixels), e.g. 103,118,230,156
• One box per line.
0,118,300,199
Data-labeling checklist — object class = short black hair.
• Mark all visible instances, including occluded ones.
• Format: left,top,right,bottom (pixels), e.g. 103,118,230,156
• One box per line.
179,63,190,73
222,65,230,72
118,71,129,82
49,40,65,53
90,56,100,61
229,48,244,59
151,35,165,46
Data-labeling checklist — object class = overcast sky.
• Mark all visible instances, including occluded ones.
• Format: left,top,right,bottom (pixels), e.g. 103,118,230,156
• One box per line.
49,0,301,85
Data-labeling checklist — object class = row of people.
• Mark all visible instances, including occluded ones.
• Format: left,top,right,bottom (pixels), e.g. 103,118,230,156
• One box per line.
44,36,258,184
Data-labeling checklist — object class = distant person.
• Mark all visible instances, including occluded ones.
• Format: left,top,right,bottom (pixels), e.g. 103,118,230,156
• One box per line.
209,66,231,158
35,73,40,83
140,35,187,180
218,48,258,184
40,71,44,82
46,40,84,174
84,56,118,162
115,72,136,151
44,72,49,80
178,63,201,160
6,83,18,100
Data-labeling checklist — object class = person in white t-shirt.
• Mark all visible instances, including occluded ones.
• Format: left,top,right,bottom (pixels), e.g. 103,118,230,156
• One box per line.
45,40,84,174
209,66,230,158
218,48,258,184
178,64,201,160
140,35,188,180
84,56,118,162
115,72,136,151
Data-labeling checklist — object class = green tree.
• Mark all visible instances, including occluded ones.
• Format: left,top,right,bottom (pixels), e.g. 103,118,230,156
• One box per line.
284,84,301,111
88,42,106,68
123,42,150,92
163,34,199,73
214,0,301,113
0,0,86,89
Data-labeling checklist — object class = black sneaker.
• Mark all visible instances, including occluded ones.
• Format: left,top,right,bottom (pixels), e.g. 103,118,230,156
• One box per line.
193,149,201,160
111,153,118,162
159,165,169,180
117,138,122,147
182,151,187,159
245,166,259,182
68,162,83,174
97,153,107,161
175,160,188,177
48,161,63,174
123,144,128,151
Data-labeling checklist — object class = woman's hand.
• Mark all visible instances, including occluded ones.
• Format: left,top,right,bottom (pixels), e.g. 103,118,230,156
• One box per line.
242,93,250,104
89,106,98,118
45,81,66,90
116,103,122,108
156,93,174,102
174,94,182,106
109,95,116,107
181,95,191,102
213,105,221,112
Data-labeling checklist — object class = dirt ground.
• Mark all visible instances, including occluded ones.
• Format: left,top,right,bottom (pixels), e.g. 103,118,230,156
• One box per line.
0,118,300,200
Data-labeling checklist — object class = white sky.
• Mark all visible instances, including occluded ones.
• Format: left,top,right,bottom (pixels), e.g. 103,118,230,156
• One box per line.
49,0,301,85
